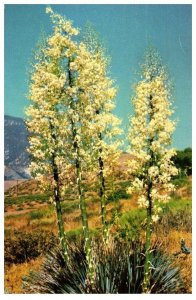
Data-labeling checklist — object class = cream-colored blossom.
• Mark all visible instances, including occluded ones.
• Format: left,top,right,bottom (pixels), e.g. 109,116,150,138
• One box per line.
152,214,159,223
138,195,149,208
148,166,159,179
127,47,178,220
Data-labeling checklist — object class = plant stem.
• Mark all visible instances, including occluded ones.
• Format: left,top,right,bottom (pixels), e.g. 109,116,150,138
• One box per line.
142,181,152,293
143,93,154,293
52,154,69,262
67,60,89,242
98,142,108,243
72,120,89,243
49,121,68,262
67,60,93,277
96,109,108,244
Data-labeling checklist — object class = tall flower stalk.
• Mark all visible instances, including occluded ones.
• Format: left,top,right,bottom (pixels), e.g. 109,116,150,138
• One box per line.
127,47,178,292
66,57,91,267
26,7,80,262
44,8,93,269
26,57,69,261
49,121,69,262
26,7,122,274
97,116,108,243
82,26,122,243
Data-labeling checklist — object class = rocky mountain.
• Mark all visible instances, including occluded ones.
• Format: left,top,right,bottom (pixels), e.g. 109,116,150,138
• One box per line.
4,115,30,180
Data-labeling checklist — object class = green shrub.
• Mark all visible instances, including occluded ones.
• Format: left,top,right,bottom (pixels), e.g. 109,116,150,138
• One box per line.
118,197,191,238
173,148,192,175
66,228,83,243
4,194,50,208
107,189,130,203
66,228,99,244
118,181,130,189
172,176,189,188
29,211,45,220
61,201,79,214
163,198,191,211
119,209,145,228
117,209,146,241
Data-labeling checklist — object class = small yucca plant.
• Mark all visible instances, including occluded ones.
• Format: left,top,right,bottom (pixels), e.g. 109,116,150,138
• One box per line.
92,239,183,294
23,239,184,294
23,242,88,293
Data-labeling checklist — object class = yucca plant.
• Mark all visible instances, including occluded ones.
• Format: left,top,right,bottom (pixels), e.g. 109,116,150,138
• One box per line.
23,242,88,294
127,47,178,292
23,239,184,294
93,239,183,294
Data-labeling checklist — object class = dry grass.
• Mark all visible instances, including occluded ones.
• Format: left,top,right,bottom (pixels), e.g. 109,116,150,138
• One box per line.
165,231,192,293
163,230,192,293
151,230,192,293
4,257,44,294
120,196,138,211
5,215,30,232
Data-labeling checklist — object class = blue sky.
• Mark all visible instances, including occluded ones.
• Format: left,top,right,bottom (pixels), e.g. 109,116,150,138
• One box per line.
4,4,192,149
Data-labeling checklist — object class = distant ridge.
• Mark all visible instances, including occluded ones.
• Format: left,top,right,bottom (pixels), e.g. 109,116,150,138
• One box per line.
4,115,30,180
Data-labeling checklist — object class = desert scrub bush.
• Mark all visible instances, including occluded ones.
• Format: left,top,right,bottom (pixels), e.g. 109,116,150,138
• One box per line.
107,188,130,203
23,239,184,294
119,209,146,230
117,180,131,189
5,231,58,265
28,206,54,222
29,211,45,220
66,228,83,243
163,198,191,211
117,198,191,239
61,201,79,214
172,175,190,188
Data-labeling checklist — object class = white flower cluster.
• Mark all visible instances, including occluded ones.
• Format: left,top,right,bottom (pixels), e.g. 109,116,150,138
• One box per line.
127,48,178,220
46,7,79,36
26,8,122,195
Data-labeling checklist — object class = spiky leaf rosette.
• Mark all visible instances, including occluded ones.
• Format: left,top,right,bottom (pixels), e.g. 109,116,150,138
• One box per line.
92,240,183,294
23,242,87,294
23,239,183,294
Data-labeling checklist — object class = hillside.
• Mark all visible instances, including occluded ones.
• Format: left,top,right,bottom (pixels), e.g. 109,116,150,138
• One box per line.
4,115,30,180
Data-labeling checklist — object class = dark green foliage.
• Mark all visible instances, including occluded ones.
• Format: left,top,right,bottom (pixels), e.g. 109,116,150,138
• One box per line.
4,231,58,265
16,206,24,211
118,181,130,189
118,209,146,241
107,188,129,203
22,240,184,294
173,148,192,175
172,176,190,188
